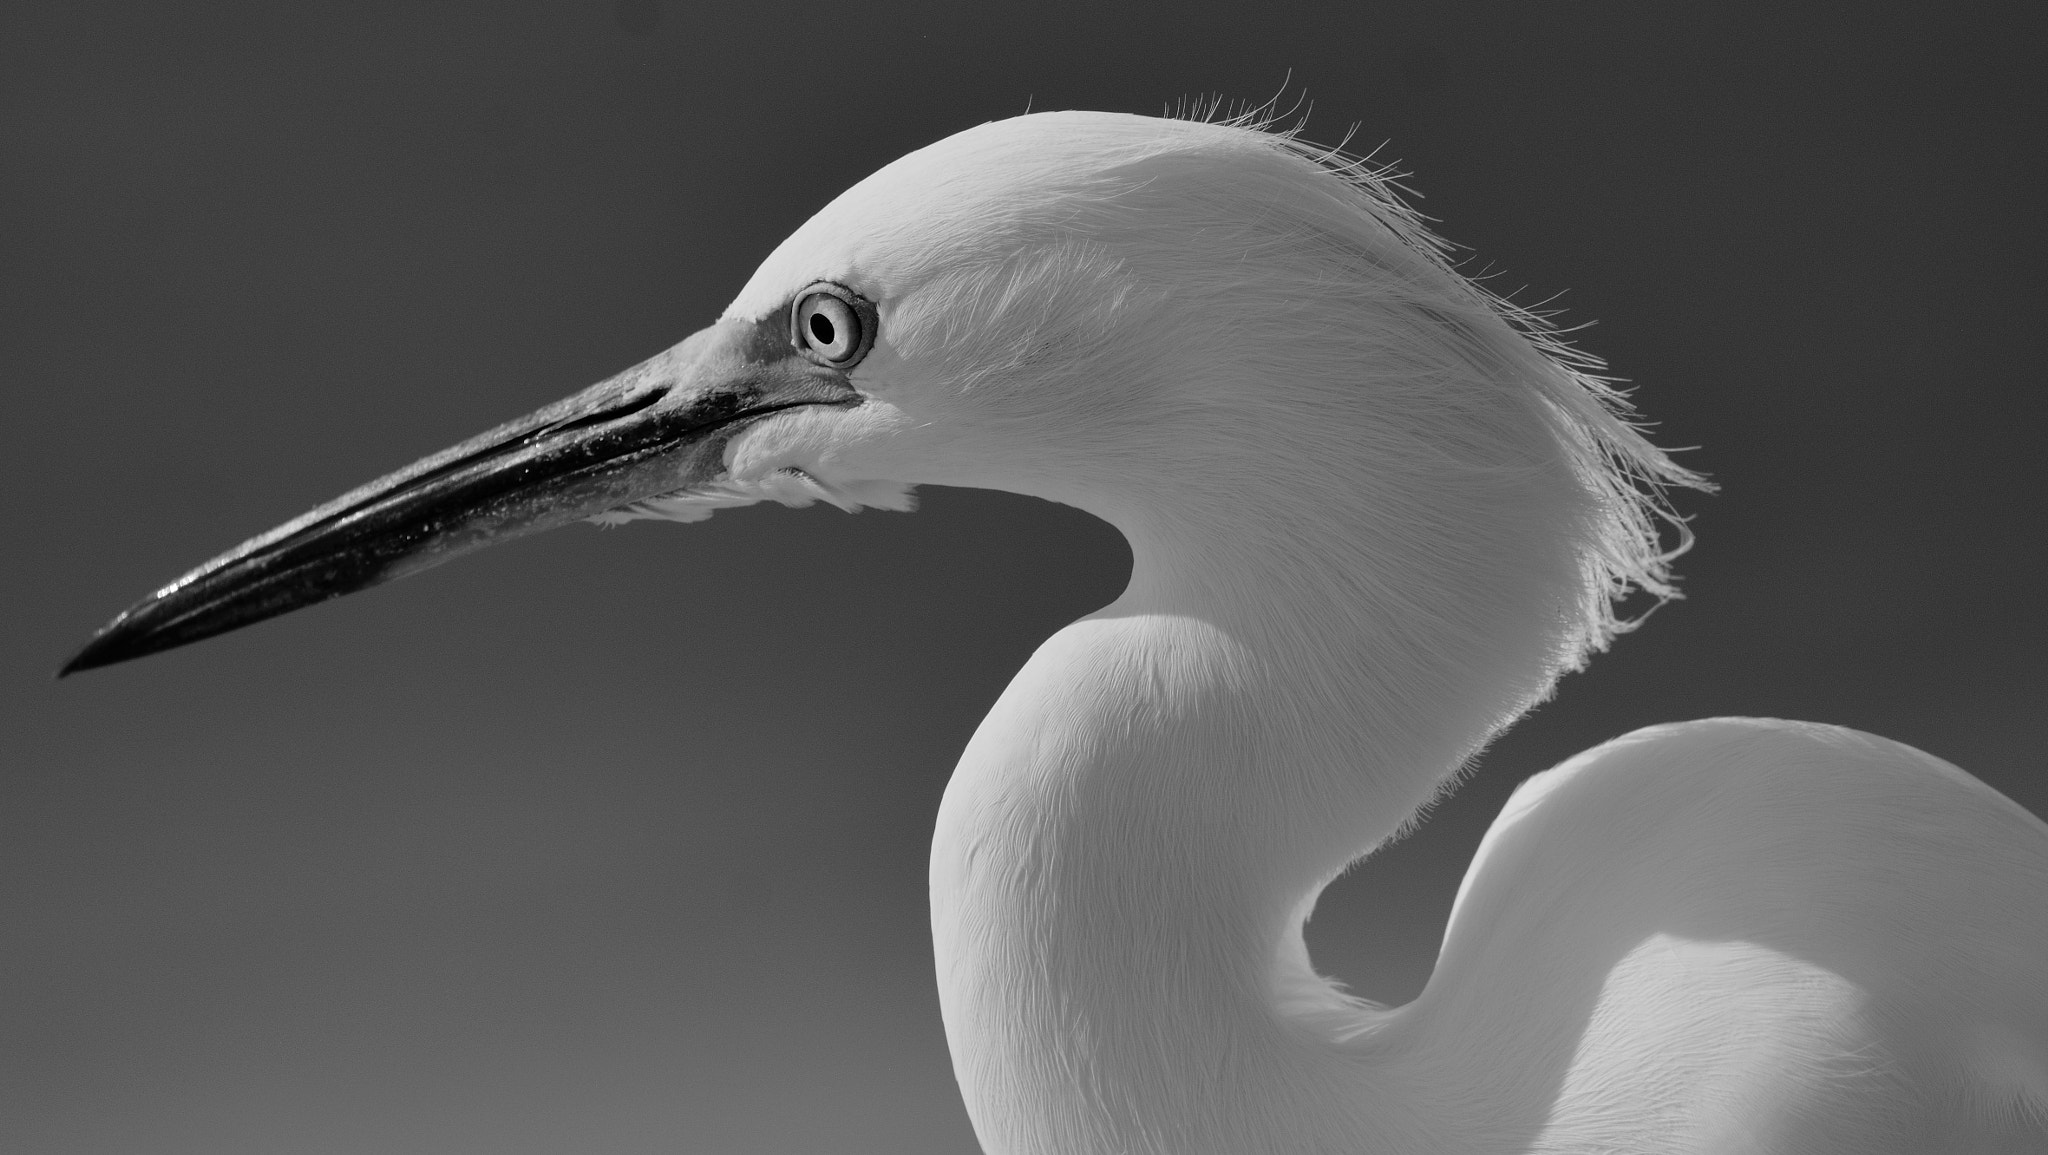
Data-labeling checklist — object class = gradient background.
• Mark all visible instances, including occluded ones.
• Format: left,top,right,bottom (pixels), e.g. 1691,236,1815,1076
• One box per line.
5,4,2044,1153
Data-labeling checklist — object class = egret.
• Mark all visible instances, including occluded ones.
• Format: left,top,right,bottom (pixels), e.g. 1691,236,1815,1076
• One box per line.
66,111,2048,1153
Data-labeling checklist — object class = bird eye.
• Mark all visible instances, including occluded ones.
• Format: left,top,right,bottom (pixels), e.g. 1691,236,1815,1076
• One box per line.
790,284,873,369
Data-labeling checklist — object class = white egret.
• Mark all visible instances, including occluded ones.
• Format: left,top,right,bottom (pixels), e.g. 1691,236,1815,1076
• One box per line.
68,112,2048,1153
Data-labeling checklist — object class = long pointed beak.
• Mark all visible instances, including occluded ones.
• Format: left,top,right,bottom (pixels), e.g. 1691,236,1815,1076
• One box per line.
63,315,854,676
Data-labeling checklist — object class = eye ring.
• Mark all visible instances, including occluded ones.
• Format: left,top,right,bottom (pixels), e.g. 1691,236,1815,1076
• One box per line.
789,283,877,369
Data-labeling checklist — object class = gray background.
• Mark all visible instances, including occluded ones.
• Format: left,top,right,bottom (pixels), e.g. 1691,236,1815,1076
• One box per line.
5,3,2042,1153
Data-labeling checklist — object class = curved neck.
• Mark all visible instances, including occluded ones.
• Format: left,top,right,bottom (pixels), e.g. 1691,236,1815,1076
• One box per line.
928,493,1546,1154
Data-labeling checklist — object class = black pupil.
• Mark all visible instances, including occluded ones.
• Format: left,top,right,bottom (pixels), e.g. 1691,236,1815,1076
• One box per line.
809,311,836,346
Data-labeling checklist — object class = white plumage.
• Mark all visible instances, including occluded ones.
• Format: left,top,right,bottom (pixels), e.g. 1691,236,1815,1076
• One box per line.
72,109,2048,1152
707,111,2048,1153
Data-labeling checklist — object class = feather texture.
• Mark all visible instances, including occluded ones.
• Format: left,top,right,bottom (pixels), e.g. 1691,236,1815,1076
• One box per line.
706,112,2048,1153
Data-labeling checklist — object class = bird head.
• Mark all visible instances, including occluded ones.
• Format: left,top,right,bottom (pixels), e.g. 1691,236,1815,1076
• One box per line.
64,111,1694,677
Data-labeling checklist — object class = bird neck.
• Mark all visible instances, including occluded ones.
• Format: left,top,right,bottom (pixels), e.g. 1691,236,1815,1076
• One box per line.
929,485,1568,1154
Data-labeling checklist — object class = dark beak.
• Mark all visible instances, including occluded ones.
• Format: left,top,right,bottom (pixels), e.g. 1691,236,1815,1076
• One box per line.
62,316,856,676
